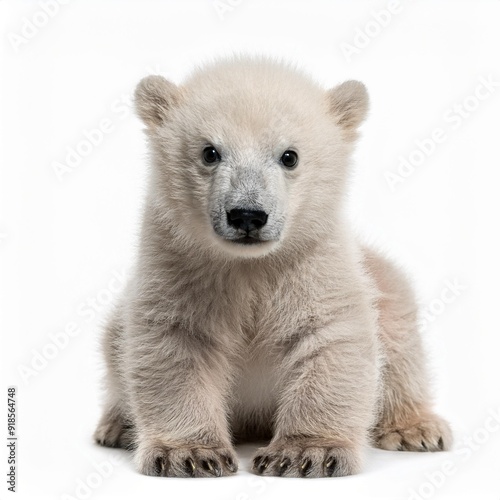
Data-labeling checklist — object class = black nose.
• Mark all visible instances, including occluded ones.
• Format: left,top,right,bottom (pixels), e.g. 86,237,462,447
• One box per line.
227,208,268,232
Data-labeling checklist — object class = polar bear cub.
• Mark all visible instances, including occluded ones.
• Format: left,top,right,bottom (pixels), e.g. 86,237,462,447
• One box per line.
94,58,452,478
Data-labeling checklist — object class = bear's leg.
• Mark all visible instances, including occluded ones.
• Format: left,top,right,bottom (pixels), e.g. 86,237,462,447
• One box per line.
127,320,238,477
94,304,134,449
94,403,135,449
364,249,453,452
252,309,379,478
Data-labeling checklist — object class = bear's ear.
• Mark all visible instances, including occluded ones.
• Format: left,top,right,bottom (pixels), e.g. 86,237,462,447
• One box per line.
327,80,369,140
134,75,181,128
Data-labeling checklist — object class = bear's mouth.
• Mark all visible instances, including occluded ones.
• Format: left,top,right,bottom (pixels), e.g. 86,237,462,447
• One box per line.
230,235,264,245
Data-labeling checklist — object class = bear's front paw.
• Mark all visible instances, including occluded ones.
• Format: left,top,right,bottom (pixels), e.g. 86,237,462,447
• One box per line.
251,438,361,478
135,442,238,477
374,413,452,452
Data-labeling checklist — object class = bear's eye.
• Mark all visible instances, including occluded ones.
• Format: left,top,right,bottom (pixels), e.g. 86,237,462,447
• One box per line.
281,150,298,169
202,146,221,165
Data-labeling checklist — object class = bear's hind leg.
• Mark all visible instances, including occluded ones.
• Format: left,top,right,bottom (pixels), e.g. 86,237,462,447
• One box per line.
364,249,452,452
94,302,135,449
94,404,135,449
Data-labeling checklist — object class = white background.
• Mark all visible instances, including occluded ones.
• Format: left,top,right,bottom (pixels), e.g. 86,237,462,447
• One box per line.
1,1,500,499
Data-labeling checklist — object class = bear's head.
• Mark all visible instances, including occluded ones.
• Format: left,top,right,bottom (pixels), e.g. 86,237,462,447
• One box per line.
135,58,368,259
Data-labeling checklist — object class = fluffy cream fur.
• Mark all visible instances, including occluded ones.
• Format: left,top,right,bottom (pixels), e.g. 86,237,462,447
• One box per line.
94,57,452,478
